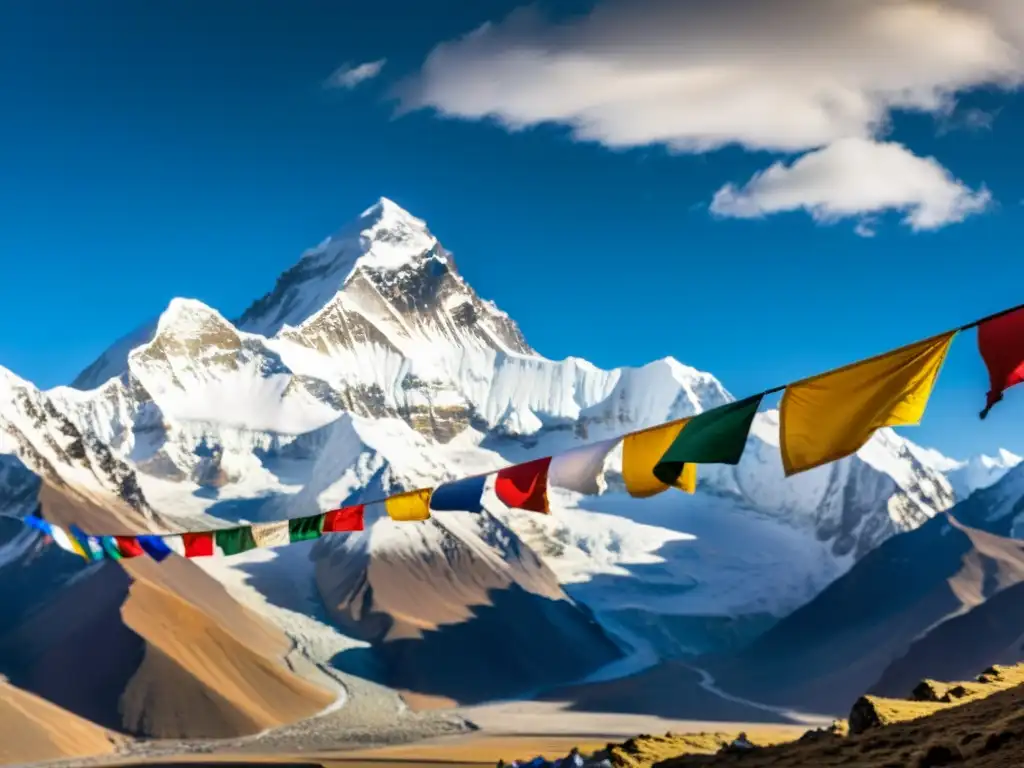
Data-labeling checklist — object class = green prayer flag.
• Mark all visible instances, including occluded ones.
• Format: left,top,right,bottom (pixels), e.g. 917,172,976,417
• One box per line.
653,394,763,484
100,536,122,561
289,514,324,543
215,526,257,556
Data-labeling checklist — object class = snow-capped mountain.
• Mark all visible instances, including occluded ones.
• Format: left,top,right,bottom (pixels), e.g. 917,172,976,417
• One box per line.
907,443,1023,504
944,450,1023,501
0,197,1013,696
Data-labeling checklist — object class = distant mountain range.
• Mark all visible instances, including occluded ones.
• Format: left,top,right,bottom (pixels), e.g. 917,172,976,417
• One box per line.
0,197,1021,755
699,460,1024,715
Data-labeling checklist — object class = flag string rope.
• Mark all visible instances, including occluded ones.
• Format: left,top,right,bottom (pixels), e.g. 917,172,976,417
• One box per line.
33,300,1024,541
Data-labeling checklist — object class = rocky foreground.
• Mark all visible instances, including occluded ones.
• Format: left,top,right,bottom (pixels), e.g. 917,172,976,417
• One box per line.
512,663,1024,768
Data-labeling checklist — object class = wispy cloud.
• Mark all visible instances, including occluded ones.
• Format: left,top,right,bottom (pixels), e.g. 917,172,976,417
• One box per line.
711,139,991,234
395,0,1022,231
937,106,1003,135
397,0,1023,153
326,59,387,90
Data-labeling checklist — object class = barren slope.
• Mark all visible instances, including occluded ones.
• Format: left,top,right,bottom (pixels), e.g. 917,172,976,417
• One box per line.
0,484,334,739
315,510,623,706
0,680,120,765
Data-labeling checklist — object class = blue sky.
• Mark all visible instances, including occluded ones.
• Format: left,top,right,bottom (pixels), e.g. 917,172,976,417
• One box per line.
2,0,1023,458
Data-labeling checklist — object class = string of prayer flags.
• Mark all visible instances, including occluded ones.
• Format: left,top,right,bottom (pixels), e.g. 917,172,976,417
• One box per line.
780,332,955,476
653,396,763,485
622,420,697,498
495,457,552,513
978,307,1024,419
385,489,432,521
430,475,486,513
24,302,1024,566
324,505,365,532
548,438,619,495
251,521,290,549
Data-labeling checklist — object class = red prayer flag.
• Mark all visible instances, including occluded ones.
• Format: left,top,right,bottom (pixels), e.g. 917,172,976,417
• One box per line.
978,307,1024,419
324,505,365,532
495,457,552,514
115,537,145,558
183,532,214,557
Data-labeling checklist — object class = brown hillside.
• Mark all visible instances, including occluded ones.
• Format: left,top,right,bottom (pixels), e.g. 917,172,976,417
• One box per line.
314,515,622,707
0,483,333,741
119,557,334,738
0,679,121,765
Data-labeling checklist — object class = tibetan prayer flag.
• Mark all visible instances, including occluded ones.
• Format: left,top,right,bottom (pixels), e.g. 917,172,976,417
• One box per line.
183,532,214,558
622,421,697,498
290,513,326,542
548,438,618,495
654,396,763,485
100,537,122,561
23,515,51,537
53,527,88,559
250,521,290,549
385,489,432,522
215,526,257,556
780,332,955,476
323,505,364,532
162,535,185,557
69,525,103,562
978,307,1024,419
430,475,486,513
495,457,552,513
115,537,145,558
137,535,174,562
25,515,87,560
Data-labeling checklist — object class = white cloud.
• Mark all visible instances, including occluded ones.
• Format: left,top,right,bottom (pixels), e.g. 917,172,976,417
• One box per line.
710,138,991,233
937,106,1002,135
326,59,387,89
396,0,1024,153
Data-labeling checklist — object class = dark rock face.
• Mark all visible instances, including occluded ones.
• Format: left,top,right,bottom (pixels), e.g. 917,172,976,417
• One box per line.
3,384,154,517
312,511,623,704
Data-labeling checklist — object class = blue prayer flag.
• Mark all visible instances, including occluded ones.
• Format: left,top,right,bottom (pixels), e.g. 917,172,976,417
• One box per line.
429,476,486,513
23,515,53,536
137,535,174,562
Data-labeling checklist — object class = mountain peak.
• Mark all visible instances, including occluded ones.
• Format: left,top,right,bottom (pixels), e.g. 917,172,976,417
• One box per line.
358,196,418,226
994,448,1022,467
154,298,230,337
308,195,438,273
237,197,446,337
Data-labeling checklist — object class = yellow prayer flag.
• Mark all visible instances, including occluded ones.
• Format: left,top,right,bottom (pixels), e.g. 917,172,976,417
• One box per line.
622,419,698,498
780,331,956,476
385,488,433,522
